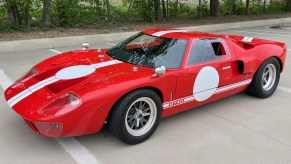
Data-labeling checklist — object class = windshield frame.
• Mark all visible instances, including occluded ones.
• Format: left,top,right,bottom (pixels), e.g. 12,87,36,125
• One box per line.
106,32,190,70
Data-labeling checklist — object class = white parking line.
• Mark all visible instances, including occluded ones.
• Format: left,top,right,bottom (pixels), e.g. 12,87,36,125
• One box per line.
49,48,62,54
56,138,101,164
228,30,291,37
0,69,13,90
248,29,291,35
278,86,291,94
105,43,116,46
0,65,101,164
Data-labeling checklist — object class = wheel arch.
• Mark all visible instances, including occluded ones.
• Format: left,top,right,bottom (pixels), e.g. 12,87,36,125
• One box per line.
238,55,283,75
106,86,164,121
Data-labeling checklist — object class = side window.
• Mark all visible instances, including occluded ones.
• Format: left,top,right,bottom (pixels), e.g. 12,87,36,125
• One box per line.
186,38,227,66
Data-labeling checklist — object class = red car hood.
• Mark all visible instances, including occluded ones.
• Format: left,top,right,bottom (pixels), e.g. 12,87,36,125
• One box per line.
4,49,153,118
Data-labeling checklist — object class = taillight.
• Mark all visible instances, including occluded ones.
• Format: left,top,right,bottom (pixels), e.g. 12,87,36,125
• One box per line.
35,122,63,137
39,92,81,117
16,67,38,83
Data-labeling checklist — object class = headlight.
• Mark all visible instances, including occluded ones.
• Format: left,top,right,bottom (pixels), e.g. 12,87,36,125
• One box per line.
39,92,81,116
16,67,38,83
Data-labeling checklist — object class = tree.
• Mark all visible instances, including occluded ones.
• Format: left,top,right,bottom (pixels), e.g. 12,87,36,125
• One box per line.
288,0,291,12
23,0,32,27
210,0,220,16
105,0,111,21
198,0,202,18
246,0,250,14
154,0,161,21
43,0,51,26
5,0,21,25
162,0,167,20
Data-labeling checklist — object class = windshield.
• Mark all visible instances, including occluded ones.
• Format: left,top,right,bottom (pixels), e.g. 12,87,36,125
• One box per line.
106,32,188,68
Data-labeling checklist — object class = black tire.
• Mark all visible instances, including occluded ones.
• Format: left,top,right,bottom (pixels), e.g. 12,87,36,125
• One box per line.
246,57,280,98
108,89,162,145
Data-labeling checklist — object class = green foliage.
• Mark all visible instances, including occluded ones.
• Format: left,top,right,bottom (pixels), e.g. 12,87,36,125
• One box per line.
236,0,246,15
196,0,209,18
250,0,264,14
128,0,154,22
268,0,288,13
0,0,290,32
221,0,237,15
111,5,130,22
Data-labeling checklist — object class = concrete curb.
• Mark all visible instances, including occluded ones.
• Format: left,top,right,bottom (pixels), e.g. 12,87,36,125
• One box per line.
1,17,290,53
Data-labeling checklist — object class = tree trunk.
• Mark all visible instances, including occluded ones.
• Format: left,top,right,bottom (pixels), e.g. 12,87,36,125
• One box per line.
5,0,21,25
166,0,169,18
43,0,51,26
246,0,250,15
24,1,31,27
232,0,237,15
288,0,291,12
263,0,266,13
198,0,202,18
210,0,220,16
175,0,178,18
162,0,167,20
154,0,161,21
105,0,111,21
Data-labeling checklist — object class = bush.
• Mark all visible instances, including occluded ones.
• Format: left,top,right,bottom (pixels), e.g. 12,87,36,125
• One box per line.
236,0,246,15
250,0,264,14
221,0,237,15
268,0,287,13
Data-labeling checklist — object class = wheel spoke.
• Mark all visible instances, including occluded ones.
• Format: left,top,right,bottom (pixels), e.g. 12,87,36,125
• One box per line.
127,115,135,123
136,119,140,128
131,120,136,129
263,78,267,84
140,118,146,127
125,97,157,136
142,112,150,117
263,70,270,77
143,107,150,112
139,101,145,110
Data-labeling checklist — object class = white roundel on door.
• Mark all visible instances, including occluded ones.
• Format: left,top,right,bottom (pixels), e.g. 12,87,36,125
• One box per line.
193,66,219,101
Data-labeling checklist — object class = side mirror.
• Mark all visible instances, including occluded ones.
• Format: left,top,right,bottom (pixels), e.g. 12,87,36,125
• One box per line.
153,66,166,77
82,42,89,50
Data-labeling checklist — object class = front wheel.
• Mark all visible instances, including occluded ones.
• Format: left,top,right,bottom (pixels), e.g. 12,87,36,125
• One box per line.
108,89,162,145
246,57,280,98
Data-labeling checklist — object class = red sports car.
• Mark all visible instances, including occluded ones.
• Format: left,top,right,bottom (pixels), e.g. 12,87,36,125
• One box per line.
4,29,287,144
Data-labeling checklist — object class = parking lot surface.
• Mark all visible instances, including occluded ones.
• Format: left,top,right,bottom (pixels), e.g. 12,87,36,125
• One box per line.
1,25,291,164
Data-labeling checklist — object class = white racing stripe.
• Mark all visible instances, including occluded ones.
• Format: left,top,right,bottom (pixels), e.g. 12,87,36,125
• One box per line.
91,60,121,68
152,30,189,37
0,62,101,164
7,76,59,107
215,79,252,94
163,79,252,109
7,60,122,108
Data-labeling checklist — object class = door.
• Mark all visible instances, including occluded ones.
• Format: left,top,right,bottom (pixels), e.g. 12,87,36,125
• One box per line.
175,38,239,106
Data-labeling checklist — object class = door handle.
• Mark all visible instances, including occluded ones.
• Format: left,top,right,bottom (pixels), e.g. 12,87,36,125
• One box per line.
222,66,231,70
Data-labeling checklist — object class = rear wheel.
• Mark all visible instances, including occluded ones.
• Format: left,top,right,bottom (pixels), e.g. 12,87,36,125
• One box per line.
108,89,162,145
246,57,280,98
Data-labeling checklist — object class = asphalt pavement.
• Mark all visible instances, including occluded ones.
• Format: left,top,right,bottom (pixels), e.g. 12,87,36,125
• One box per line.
0,25,291,164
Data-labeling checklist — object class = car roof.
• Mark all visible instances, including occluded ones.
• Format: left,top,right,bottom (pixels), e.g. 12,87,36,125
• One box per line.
142,28,224,39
